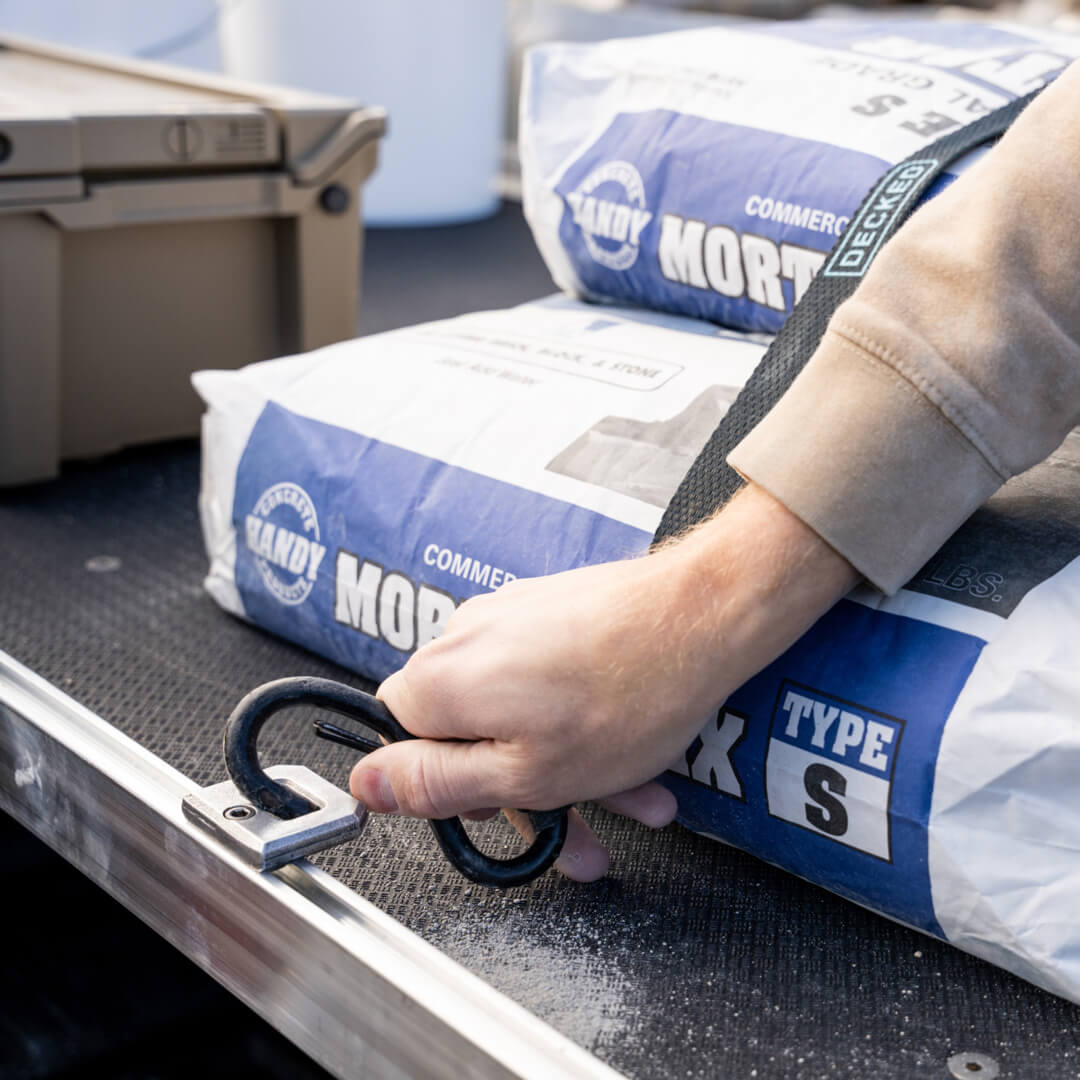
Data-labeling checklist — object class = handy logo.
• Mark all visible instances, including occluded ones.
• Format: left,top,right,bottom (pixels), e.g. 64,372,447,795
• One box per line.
564,160,653,271
244,482,327,606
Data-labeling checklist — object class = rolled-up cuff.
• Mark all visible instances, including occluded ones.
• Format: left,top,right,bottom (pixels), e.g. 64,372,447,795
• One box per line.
727,331,1005,595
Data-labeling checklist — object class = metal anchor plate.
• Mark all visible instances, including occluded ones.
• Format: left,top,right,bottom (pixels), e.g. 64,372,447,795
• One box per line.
181,764,366,871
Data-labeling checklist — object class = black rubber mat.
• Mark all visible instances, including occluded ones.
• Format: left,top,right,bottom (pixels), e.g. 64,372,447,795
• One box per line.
5,446,1080,1080
2,208,1079,1080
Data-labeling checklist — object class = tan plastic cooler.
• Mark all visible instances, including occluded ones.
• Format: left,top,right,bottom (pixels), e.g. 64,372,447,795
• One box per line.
0,35,386,485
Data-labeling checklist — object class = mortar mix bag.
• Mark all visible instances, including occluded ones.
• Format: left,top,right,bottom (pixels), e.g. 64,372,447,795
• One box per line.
520,17,1080,333
197,297,1080,1006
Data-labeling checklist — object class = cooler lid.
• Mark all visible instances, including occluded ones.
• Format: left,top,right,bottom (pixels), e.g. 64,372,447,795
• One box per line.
0,34,385,186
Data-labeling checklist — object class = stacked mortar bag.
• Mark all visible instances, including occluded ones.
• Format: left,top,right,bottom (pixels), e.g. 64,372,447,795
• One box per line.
197,18,1080,1006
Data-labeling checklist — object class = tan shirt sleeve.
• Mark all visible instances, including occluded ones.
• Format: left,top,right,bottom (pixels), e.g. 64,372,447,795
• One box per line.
728,59,1080,595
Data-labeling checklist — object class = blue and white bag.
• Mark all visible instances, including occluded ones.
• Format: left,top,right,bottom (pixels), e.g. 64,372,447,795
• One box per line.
196,297,1080,1008
196,298,764,680
520,18,1080,332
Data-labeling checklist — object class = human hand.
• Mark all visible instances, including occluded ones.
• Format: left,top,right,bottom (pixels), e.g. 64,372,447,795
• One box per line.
350,483,858,880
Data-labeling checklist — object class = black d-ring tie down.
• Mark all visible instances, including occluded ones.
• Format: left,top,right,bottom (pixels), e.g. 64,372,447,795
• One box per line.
222,676,569,888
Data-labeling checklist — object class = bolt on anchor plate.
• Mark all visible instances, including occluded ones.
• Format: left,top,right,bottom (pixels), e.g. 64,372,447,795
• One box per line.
947,1052,1000,1079
182,764,366,871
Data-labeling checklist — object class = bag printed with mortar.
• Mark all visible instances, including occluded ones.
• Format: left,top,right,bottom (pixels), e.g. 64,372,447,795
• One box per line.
196,296,1080,1007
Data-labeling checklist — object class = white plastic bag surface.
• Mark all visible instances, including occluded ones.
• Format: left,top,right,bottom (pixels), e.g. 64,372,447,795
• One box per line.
520,17,1080,332
196,297,1080,1007
195,297,766,669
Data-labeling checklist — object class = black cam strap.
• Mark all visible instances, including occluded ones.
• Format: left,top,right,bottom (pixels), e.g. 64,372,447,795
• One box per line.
653,87,1044,547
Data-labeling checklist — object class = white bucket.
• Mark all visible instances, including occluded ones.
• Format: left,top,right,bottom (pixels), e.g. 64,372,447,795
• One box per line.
0,0,221,70
218,0,507,226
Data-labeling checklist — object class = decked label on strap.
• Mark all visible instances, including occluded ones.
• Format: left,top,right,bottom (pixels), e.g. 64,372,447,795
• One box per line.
823,159,939,278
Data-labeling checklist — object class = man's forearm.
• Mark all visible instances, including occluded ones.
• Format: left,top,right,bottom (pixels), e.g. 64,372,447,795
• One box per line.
730,61,1080,594
672,483,861,702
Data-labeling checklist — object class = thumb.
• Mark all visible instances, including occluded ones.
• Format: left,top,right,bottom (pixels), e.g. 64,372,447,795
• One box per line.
349,738,507,819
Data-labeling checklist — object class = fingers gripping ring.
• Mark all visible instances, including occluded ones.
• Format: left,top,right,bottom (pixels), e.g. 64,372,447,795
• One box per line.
222,676,569,887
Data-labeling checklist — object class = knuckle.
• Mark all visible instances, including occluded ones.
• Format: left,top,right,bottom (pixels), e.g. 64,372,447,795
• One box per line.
447,591,492,627
494,577,527,600
497,752,547,810
399,751,448,819
398,648,453,711
401,652,440,702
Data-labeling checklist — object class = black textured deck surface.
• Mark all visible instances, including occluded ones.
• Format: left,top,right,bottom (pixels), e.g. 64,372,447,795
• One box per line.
2,206,1079,1080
